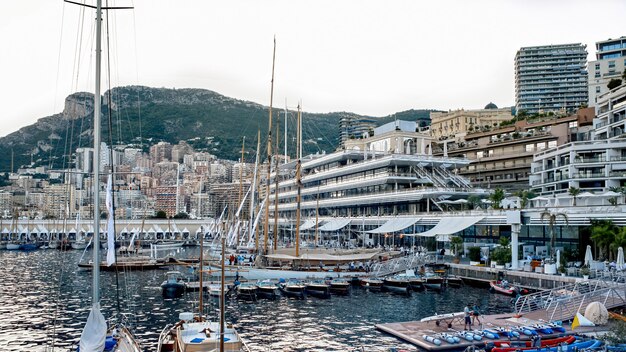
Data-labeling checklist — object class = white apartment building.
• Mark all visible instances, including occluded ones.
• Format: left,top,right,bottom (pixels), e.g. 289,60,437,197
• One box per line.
588,36,626,107
530,84,626,196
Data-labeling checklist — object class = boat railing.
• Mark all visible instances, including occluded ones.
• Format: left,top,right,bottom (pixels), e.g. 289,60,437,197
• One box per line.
544,283,626,322
156,323,172,352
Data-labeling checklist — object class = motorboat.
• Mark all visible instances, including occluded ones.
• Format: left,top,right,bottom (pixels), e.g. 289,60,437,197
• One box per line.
236,282,258,300
279,279,306,299
161,271,185,298
382,276,411,295
305,280,331,298
423,271,444,291
256,280,279,299
360,277,383,290
328,278,351,295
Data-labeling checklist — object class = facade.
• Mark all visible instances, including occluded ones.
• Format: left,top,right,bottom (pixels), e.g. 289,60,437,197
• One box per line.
338,114,376,148
149,141,173,163
588,36,626,107
441,108,594,191
515,43,588,115
268,121,485,224
531,84,626,196
430,105,513,141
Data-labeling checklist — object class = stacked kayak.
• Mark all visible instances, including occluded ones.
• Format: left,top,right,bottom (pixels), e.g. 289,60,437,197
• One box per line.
490,338,602,352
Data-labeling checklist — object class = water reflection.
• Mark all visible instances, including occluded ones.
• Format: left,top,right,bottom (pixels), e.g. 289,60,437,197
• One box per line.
0,249,512,351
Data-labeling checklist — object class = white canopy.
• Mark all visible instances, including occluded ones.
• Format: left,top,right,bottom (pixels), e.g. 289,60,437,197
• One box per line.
318,218,351,232
600,191,620,197
298,219,317,231
406,216,484,237
578,192,595,197
365,217,419,234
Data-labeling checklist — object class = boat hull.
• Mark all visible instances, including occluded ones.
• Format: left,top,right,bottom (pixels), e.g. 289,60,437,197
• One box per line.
305,284,331,299
240,267,366,281
161,283,185,298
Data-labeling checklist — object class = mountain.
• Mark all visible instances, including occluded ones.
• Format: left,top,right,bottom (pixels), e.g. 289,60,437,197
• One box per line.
0,86,435,172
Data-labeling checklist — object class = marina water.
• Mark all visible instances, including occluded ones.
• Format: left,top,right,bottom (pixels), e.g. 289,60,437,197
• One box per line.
0,248,512,351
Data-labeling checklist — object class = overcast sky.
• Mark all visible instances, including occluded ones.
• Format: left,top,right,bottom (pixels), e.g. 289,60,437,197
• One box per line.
1,0,625,137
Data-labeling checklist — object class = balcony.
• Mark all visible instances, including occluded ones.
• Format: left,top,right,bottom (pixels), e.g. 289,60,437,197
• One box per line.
572,156,606,164
572,172,606,179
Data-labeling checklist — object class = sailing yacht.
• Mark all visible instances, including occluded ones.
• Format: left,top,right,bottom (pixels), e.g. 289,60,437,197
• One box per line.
70,1,141,351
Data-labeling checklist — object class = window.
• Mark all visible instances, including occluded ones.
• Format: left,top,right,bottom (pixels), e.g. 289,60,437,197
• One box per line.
569,121,578,128
595,72,601,78
476,151,484,158
488,150,494,156
596,86,601,93
609,60,616,68
548,140,557,148
525,144,534,152
595,63,600,70
537,142,546,150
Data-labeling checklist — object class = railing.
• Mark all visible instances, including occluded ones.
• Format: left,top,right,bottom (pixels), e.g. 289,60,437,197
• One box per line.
514,280,614,315
545,284,626,322
369,253,433,277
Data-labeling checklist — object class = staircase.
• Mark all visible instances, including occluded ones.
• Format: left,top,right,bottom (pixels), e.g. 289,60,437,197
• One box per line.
369,253,433,277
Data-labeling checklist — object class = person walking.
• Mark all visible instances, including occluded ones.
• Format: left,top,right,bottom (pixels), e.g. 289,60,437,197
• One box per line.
464,303,472,330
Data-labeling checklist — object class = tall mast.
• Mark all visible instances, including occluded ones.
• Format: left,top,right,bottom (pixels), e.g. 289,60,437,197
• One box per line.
219,235,226,352
284,100,288,164
295,103,302,258
251,131,260,250
237,137,245,247
263,37,276,254
198,228,204,321
92,0,103,304
273,124,280,251
315,185,320,246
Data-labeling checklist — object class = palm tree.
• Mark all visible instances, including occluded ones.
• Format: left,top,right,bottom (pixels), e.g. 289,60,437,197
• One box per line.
590,219,618,261
610,227,626,254
568,187,581,206
540,209,568,261
489,187,506,209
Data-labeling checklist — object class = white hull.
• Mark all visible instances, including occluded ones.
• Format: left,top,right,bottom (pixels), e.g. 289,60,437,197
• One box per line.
6,243,21,250
153,242,184,250
72,242,88,250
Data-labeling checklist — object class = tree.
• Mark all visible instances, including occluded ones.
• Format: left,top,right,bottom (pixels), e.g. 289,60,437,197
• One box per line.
607,78,623,90
450,236,464,257
568,187,581,206
610,227,626,254
540,209,568,261
489,187,506,209
173,212,189,219
467,195,482,210
154,210,167,219
590,219,617,261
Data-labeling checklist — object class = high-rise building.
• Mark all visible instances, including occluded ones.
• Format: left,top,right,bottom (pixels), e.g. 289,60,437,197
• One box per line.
515,43,588,115
588,36,626,107
338,114,376,148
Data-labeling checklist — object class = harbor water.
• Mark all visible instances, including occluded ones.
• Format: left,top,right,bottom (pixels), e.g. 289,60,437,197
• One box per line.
0,248,513,351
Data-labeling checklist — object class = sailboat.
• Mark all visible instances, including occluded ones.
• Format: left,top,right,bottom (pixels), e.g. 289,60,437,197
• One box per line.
72,1,141,351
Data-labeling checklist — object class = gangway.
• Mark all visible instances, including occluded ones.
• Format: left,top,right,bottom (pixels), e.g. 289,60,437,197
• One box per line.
514,279,626,322
369,253,434,277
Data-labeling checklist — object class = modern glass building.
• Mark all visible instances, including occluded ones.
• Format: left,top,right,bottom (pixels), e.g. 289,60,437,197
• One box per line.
515,43,588,115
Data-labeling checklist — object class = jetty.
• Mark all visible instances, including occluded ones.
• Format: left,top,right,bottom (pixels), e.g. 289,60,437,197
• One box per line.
377,277,626,351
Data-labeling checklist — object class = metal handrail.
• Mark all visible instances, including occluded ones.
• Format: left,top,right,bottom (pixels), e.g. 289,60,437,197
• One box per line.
546,285,626,322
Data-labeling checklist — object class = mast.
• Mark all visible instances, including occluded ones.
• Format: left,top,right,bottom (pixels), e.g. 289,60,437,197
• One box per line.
219,235,226,352
198,228,203,321
284,100,288,164
315,185,320,246
92,0,103,304
251,131,260,250
263,37,276,254
295,103,302,258
272,124,280,251
237,137,245,247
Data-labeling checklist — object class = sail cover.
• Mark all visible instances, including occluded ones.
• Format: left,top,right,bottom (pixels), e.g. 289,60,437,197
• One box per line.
406,216,483,237
79,303,106,352
365,217,419,234
105,176,116,266
318,218,351,231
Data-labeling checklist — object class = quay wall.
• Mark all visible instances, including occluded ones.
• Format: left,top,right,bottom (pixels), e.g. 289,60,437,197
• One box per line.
447,263,579,290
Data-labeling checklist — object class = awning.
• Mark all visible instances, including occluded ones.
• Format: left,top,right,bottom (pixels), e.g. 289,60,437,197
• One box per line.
406,216,484,238
318,218,351,231
365,217,419,234
299,219,317,231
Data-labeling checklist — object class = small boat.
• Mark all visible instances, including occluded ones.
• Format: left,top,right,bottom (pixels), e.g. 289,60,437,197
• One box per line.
396,270,424,291
305,280,331,299
446,275,464,288
489,280,528,296
256,280,279,299
157,312,250,352
279,279,306,299
20,243,39,251
236,282,258,300
71,239,88,250
209,283,226,297
328,278,351,295
161,271,186,298
490,335,576,351
383,276,411,295
152,241,184,250
423,272,444,291
492,338,599,352
360,277,383,290
6,242,21,250
420,311,465,328
78,256,169,271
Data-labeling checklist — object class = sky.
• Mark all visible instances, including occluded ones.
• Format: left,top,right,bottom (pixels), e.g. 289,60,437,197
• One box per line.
1,0,625,138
